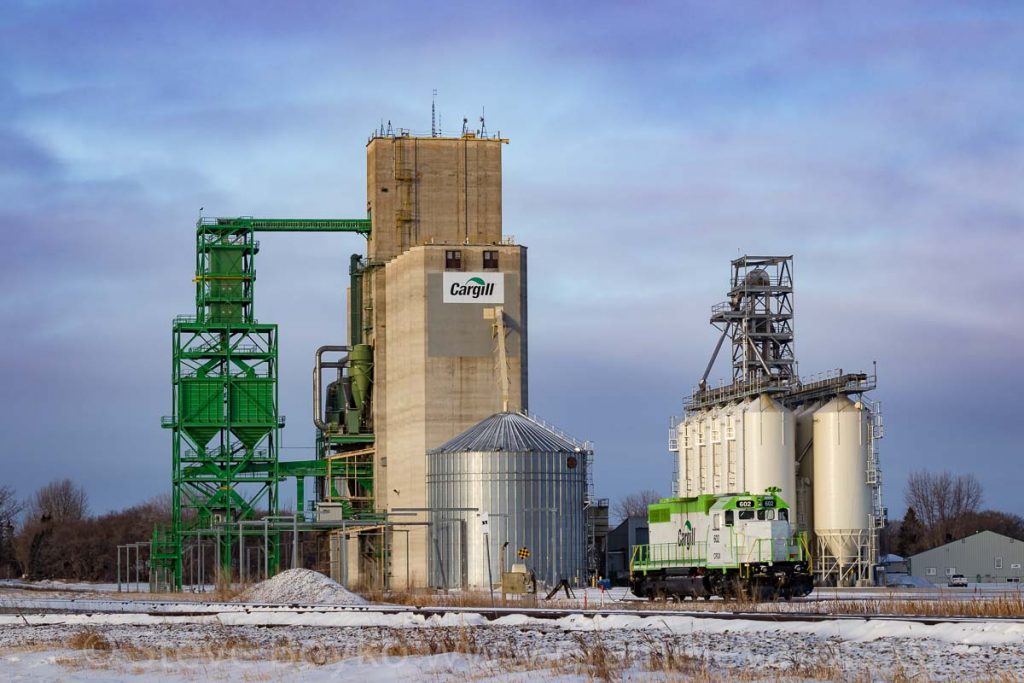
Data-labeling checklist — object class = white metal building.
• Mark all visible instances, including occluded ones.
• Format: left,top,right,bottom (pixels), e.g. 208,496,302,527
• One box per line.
909,531,1024,584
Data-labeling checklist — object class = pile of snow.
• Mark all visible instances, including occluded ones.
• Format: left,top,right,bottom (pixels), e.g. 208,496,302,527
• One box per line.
235,569,367,605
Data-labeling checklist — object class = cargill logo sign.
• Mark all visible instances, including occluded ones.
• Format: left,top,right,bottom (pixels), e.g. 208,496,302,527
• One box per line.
677,520,695,548
443,272,504,304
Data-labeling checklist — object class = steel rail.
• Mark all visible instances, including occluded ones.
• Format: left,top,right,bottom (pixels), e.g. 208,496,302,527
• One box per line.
3,597,1023,627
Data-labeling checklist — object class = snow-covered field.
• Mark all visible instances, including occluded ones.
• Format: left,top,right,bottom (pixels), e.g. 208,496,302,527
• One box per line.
2,613,1023,681
2,577,1023,681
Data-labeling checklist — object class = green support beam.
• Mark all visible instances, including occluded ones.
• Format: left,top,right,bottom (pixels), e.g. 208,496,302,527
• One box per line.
201,217,371,235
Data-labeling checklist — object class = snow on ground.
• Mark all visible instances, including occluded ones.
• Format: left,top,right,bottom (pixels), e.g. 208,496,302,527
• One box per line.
0,648,493,683
235,568,367,605
1,615,1022,681
2,580,1024,679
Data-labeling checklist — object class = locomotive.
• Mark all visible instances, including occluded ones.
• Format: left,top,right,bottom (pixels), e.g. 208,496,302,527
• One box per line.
629,489,813,600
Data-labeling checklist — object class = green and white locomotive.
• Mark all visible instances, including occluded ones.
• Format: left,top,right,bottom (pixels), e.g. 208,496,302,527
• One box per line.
630,489,813,600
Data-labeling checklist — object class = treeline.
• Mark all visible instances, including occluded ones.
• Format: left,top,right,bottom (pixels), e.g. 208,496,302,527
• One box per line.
0,479,171,581
882,470,1024,558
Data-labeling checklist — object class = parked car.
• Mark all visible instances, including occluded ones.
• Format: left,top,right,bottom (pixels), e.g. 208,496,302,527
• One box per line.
948,574,968,587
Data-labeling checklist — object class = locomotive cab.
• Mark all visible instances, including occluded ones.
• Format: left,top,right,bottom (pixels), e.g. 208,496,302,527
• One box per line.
715,496,798,566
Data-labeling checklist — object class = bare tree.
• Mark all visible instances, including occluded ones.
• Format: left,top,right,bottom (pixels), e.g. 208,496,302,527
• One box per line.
25,479,88,524
0,485,22,577
905,470,982,547
0,485,21,527
959,510,1024,541
612,489,661,524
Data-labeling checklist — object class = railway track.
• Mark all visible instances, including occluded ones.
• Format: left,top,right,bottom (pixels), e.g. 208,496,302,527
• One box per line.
2,597,1022,627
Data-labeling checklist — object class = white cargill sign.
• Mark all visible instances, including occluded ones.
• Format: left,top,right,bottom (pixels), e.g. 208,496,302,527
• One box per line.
442,272,504,304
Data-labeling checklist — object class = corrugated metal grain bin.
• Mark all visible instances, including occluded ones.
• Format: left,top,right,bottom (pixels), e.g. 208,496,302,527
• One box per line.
427,412,590,589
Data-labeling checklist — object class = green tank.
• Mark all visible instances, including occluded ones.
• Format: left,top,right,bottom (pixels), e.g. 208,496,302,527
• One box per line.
179,378,224,447
228,377,275,449
208,246,244,323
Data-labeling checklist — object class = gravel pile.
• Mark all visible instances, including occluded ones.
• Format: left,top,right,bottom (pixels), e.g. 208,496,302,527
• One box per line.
235,569,367,605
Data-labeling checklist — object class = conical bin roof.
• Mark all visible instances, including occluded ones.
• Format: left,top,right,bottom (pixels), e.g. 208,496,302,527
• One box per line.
429,411,587,455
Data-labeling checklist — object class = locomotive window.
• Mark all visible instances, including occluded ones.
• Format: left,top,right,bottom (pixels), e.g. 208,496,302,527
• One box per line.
738,510,754,520
778,509,788,521
712,513,721,530
756,509,767,521
766,509,775,521
724,510,734,527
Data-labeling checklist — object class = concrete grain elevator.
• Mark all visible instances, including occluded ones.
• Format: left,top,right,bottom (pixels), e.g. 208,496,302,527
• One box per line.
350,130,528,588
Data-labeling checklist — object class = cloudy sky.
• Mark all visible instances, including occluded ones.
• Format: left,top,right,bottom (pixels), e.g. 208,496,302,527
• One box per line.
1,1,1021,519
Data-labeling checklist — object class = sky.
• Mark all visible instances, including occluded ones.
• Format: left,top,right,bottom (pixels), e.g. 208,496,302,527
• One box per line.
1,1,1022,520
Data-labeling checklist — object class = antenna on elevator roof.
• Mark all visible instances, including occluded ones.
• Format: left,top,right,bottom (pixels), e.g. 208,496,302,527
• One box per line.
479,106,487,137
431,89,438,137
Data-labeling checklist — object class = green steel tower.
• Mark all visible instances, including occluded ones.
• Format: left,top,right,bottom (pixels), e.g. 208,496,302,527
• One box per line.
154,217,371,591
156,219,281,589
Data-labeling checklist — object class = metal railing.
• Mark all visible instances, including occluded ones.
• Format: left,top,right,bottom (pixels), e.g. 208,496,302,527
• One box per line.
729,273,791,289
745,537,804,564
630,542,707,571
520,410,592,451
685,375,791,411
631,534,807,574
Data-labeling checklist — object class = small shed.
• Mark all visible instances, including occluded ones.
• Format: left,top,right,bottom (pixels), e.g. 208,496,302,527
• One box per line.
605,516,649,586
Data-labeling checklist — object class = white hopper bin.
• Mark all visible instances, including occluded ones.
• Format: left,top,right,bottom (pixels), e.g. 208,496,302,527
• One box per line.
812,396,872,583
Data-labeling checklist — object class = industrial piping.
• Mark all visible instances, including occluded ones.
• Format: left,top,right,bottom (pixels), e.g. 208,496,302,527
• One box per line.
313,345,349,432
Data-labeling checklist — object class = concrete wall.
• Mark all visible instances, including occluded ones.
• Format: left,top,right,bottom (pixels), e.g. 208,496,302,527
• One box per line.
375,245,527,588
366,135,505,262
909,531,1024,584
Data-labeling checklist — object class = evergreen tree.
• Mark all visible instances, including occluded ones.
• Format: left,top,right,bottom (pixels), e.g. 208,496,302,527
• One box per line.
896,507,924,557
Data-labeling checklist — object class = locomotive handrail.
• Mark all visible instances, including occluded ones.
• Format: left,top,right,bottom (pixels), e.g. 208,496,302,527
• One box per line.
742,536,806,564
630,542,707,572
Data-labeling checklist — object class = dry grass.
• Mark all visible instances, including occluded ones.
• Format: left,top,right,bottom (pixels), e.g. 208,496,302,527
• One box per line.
213,567,243,601
805,593,1024,619
365,586,1024,619
55,627,349,667
552,633,1024,683
65,628,112,652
